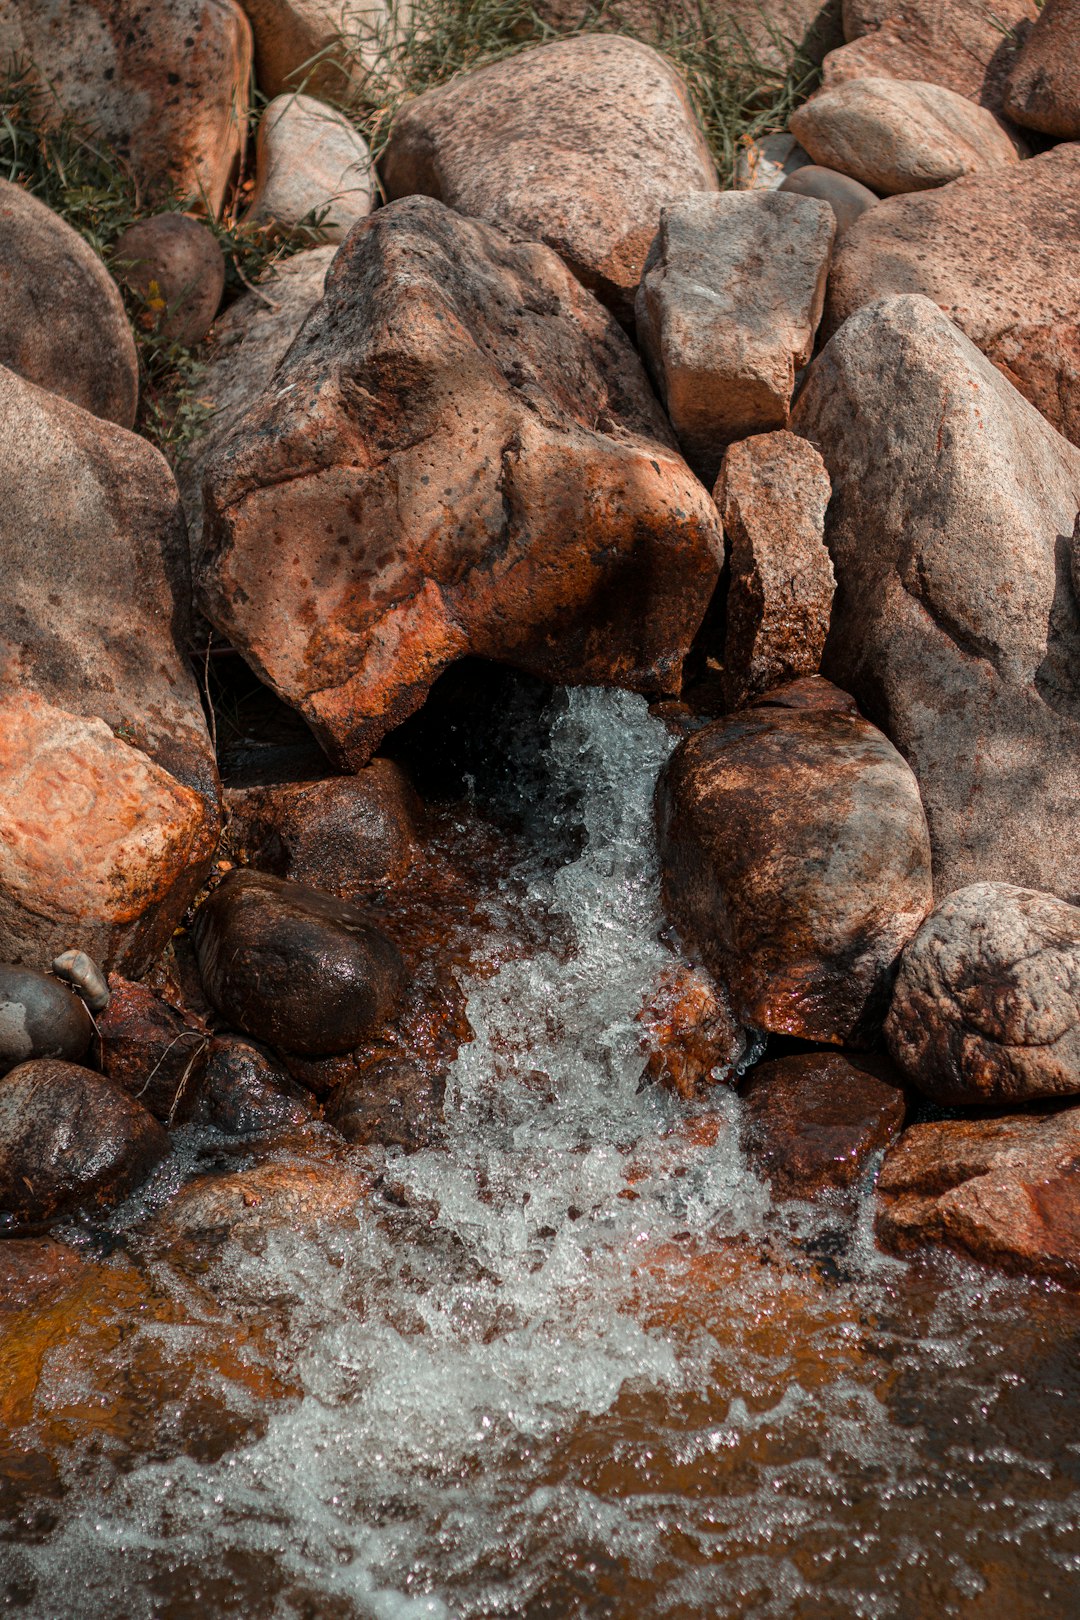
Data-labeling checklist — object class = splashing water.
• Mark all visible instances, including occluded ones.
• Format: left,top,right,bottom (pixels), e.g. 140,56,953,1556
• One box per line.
6,689,1080,1618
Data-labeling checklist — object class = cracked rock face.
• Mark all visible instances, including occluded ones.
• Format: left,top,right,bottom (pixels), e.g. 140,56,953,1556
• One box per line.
792,293,1080,900
199,196,722,766
886,882,1080,1106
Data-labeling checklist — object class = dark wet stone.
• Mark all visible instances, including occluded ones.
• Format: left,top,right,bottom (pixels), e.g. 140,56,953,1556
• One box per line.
202,1036,313,1135
95,975,210,1125
740,1051,907,1198
0,1059,168,1232
0,965,93,1076
324,1051,445,1152
191,870,406,1057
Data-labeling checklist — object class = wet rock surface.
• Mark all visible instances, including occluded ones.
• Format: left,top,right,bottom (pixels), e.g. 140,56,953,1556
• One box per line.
151,1155,370,1250
886,883,1080,1106
876,1105,1080,1285
201,1035,313,1134
1002,0,1080,137
191,869,405,1056
715,430,834,708
0,179,138,427
0,964,93,1075
657,705,933,1045
325,1052,446,1152
636,963,746,1097
793,293,1080,898
740,1051,907,1197
112,213,226,347
199,196,721,766
381,35,719,321
96,976,211,1125
0,1059,168,1232
635,192,835,483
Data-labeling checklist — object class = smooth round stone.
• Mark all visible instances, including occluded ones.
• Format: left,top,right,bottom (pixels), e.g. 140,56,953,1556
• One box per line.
0,965,93,1076
779,164,879,236
112,214,226,346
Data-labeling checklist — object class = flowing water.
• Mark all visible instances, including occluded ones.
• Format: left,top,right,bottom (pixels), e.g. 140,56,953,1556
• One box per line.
3,688,1080,1618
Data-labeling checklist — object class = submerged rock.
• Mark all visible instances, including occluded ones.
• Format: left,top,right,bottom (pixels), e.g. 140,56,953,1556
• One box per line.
202,1035,313,1134
191,870,405,1056
325,1051,445,1152
0,964,93,1076
112,213,226,346
152,1157,369,1249
636,963,746,1098
0,1060,168,1232
96,977,211,1125
657,705,933,1045
886,884,1080,1106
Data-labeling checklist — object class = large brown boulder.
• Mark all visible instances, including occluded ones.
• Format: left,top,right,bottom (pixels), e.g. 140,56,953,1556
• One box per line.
824,143,1080,445
886,883,1080,1106
791,293,1080,899
199,197,722,767
656,705,933,1045
0,180,138,427
1003,0,1080,138
535,0,843,76
380,35,719,321
236,0,399,101
875,1106,1080,1287
1,0,253,216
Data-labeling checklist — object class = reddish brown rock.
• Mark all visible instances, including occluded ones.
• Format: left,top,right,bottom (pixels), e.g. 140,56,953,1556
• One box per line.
875,1106,1080,1286
749,675,859,714
657,706,933,1044
886,883,1080,1106
381,35,719,321
199,197,722,766
96,976,211,1125
0,179,137,427
324,1051,445,1152
534,0,844,75
112,213,226,346
237,0,398,101
225,759,420,898
740,1051,907,1196
824,143,1080,445
1003,0,1080,137
0,1059,168,1232
636,963,746,1098
714,431,835,708
151,1156,369,1247
202,1035,312,1133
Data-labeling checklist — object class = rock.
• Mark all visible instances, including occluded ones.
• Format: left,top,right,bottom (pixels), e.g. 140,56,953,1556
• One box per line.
740,1051,907,1197
237,0,398,101
886,883,1080,1106
535,0,844,77
636,963,746,1097
875,1106,1080,1286
191,869,405,1055
0,1059,168,1232
714,431,835,707
152,1156,369,1246
202,1035,312,1133
749,675,860,714
635,192,835,484
0,179,138,428
51,950,111,1012
112,214,226,346
0,965,93,1076
0,363,221,807
225,759,419,897
0,691,219,976
791,293,1080,897
245,93,374,241
823,0,1037,135
778,164,880,234
381,35,719,322
199,196,722,766
656,705,933,1044
177,243,336,565
735,133,813,191
95,976,210,1124
790,76,1018,194
1003,0,1080,138
324,1051,444,1151
1,0,253,216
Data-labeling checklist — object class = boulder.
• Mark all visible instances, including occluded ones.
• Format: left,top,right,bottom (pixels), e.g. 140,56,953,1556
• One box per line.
791,294,1080,898
824,144,1080,444
199,197,722,766
886,883,1080,1106
636,963,746,1097
0,1059,168,1232
1003,0,1080,138
150,1156,369,1247
0,965,93,1076
0,692,218,975
324,1051,444,1151
750,674,859,714
191,869,405,1055
740,1051,907,1197
96,976,210,1124
245,93,374,240
657,705,933,1044
875,1106,1080,1286
112,213,226,346
202,1034,312,1133
236,0,398,101
823,0,1037,135
1,0,253,216
714,430,834,707
635,192,835,484
778,164,880,234
0,179,137,427
380,35,719,321
790,76,1018,194
225,759,419,897
534,0,844,77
